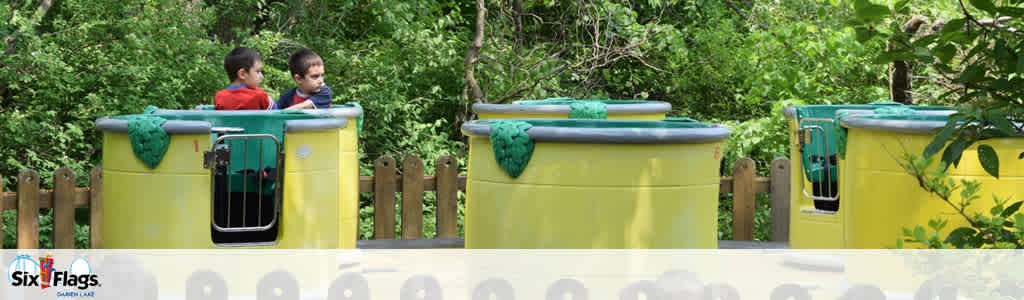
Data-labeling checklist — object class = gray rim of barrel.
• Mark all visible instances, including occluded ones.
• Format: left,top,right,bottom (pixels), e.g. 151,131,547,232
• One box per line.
94,117,347,133
839,115,948,134
472,101,671,115
782,106,958,119
460,120,731,144
155,106,363,119
833,109,958,117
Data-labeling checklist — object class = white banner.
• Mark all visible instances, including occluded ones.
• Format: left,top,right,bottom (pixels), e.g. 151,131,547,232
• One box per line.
3,250,1022,300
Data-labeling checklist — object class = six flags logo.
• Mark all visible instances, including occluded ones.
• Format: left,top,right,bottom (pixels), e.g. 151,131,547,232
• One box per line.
8,254,100,290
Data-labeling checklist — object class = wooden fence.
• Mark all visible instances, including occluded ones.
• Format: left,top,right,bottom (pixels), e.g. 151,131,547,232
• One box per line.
0,155,790,249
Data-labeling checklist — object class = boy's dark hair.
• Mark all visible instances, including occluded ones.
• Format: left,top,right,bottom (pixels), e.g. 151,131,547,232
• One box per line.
288,49,323,77
224,47,261,82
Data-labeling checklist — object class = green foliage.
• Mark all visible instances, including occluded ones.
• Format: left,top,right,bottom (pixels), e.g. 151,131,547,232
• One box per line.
853,0,1024,179
717,194,772,241
357,191,466,240
2,0,911,243
3,210,90,249
897,153,1024,249
718,115,788,177
1,0,227,189
857,0,1024,248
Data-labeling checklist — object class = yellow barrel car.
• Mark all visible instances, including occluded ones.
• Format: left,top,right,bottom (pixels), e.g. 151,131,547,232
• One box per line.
781,104,954,248
94,106,362,249
461,119,730,248
840,113,1024,248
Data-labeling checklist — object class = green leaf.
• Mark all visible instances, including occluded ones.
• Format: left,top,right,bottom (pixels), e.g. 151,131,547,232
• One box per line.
934,63,957,74
945,227,977,248
977,144,1000,178
998,6,1024,17
924,124,957,157
855,0,891,22
855,27,873,43
956,65,986,83
989,112,1017,136
941,18,968,35
874,49,915,64
965,40,990,61
992,205,1005,216
990,79,1012,92
894,0,911,13
1019,151,1024,160
913,46,931,58
941,137,971,169
981,128,1008,139
995,39,1013,72
1002,201,1022,217
970,0,999,15
910,35,938,48
1017,52,1024,75
914,226,926,241
933,44,956,63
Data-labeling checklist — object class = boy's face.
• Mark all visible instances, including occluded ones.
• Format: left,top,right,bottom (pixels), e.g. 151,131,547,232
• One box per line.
237,60,264,89
294,65,324,95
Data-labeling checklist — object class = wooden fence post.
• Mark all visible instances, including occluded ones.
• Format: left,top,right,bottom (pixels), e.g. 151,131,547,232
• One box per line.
374,156,397,239
90,167,102,249
731,158,756,241
770,158,791,242
401,156,424,239
0,174,4,248
54,168,75,249
436,155,459,238
17,170,40,249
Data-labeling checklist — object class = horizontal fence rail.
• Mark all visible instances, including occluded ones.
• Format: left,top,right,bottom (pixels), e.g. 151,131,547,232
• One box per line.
0,155,790,249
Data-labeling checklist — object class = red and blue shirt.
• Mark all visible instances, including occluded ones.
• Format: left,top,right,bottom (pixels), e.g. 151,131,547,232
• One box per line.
215,85,276,110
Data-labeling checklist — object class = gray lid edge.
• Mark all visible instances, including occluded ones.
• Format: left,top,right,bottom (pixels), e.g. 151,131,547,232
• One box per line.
840,116,946,133
460,121,731,144
154,107,363,118
473,101,671,115
285,118,348,132
785,106,958,120
95,118,212,134
783,107,796,119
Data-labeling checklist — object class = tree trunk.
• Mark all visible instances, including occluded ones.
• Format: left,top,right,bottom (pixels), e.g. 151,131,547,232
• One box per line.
462,0,487,104
513,0,523,51
889,16,927,104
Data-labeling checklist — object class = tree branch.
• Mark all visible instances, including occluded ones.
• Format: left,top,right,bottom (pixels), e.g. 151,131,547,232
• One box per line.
721,0,800,56
34,0,53,24
4,0,53,55
958,0,993,35
722,0,767,31
496,63,569,103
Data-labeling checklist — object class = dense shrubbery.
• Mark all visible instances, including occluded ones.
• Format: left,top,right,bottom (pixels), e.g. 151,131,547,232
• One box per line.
1,0,936,244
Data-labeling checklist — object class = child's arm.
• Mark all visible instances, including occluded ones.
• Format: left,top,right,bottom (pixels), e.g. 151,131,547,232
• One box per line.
284,100,315,110
308,85,333,109
275,89,294,110
285,85,332,110
266,95,277,110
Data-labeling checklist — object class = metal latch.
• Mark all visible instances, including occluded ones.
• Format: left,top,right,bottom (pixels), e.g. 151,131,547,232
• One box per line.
203,147,231,169
798,129,805,149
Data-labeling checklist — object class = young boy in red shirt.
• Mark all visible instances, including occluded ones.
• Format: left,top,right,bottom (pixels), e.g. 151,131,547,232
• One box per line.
215,47,276,110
